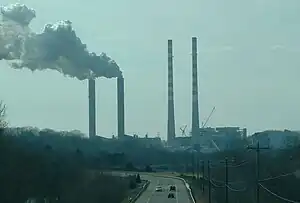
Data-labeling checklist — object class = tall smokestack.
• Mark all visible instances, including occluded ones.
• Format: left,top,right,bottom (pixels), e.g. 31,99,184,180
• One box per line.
117,76,125,138
192,37,200,136
167,39,176,143
88,79,96,138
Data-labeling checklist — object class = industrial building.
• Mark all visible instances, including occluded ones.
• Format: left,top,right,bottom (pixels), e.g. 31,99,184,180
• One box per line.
249,130,300,149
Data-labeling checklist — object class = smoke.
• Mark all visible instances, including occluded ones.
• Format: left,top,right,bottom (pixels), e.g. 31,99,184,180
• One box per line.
0,3,122,80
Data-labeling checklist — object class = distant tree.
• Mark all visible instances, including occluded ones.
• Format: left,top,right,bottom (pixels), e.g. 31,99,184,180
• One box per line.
125,162,135,171
145,165,153,172
0,100,7,129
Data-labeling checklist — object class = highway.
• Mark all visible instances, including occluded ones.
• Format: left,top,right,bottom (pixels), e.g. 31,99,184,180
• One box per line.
136,174,192,203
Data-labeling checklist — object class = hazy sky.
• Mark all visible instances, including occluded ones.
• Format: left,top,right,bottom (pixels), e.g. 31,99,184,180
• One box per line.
1,0,300,138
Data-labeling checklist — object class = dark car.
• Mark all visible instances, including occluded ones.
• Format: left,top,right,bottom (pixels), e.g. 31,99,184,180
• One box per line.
168,193,175,198
169,185,176,191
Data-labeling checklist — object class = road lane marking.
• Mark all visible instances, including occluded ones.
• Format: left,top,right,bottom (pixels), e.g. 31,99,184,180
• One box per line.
146,180,159,203
175,184,178,203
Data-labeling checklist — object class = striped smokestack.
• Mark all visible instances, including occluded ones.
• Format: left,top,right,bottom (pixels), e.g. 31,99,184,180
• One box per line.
88,79,96,138
167,39,176,143
117,76,125,138
191,37,200,136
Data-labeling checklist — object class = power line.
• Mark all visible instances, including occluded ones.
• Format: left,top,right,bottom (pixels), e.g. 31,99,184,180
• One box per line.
202,143,298,203
208,160,211,203
259,183,300,203
210,179,225,188
247,142,270,203
211,178,246,186
259,172,295,182
226,184,247,192
228,161,249,168
209,160,249,168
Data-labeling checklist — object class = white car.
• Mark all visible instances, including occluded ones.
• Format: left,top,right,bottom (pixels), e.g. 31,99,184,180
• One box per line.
155,186,163,192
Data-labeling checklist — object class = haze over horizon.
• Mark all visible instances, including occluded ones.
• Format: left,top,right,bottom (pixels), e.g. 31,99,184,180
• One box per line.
1,0,300,138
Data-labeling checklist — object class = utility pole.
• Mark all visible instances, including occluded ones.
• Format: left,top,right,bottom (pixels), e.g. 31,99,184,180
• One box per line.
201,160,205,193
208,160,211,203
185,153,189,173
196,155,200,180
225,158,228,203
247,142,269,203
192,152,195,177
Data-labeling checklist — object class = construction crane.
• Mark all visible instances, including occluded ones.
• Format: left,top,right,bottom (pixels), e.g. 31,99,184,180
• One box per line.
202,106,216,128
180,125,188,136
201,106,220,151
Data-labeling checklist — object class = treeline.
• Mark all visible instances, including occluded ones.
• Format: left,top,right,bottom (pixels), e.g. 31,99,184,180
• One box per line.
0,128,150,203
0,127,190,203
187,147,300,203
3,127,189,168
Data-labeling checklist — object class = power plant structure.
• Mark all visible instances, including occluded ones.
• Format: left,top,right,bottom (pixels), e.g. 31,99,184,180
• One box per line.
166,37,247,152
88,37,199,142
167,39,176,144
167,37,200,144
88,79,96,138
117,76,125,138
88,76,125,138
87,37,247,152
191,37,200,137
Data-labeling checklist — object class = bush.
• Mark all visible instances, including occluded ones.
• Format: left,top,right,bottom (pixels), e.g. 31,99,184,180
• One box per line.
129,179,137,189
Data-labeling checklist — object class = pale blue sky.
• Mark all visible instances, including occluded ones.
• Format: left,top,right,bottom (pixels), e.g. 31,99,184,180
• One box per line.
1,0,300,138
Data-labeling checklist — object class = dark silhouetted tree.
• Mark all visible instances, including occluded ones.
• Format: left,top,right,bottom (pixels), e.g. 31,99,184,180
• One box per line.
145,165,153,172
136,174,141,183
126,162,135,171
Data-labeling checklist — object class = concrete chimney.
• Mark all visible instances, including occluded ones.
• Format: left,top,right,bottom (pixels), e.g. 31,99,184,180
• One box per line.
117,76,125,138
167,39,176,143
191,37,200,136
88,79,96,138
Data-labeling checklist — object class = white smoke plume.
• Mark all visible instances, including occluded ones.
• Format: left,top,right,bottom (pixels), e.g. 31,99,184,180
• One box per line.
0,3,122,80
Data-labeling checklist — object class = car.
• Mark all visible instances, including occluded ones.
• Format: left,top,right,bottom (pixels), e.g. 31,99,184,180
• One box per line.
168,193,175,198
169,185,176,191
155,186,163,192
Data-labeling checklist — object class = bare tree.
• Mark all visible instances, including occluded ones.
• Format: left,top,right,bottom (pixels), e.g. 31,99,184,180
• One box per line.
0,100,7,128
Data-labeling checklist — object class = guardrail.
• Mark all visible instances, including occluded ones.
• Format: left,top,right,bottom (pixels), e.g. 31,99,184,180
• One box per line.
170,176,196,203
129,180,150,203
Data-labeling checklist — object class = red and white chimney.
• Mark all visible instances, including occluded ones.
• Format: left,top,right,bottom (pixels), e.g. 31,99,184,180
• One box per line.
167,39,176,143
191,37,200,136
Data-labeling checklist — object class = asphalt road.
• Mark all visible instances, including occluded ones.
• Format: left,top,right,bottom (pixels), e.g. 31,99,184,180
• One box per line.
136,175,192,203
